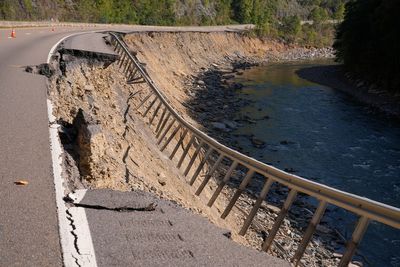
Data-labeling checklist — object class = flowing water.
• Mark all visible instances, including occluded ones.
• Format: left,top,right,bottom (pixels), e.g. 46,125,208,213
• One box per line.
232,60,400,266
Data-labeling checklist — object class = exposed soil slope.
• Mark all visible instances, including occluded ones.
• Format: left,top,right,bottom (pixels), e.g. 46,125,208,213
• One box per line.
48,32,342,266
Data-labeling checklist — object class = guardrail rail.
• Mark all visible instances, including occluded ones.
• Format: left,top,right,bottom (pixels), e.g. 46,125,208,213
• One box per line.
108,32,400,266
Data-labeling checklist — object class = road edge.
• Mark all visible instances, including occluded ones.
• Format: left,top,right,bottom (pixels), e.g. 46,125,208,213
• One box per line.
46,32,98,267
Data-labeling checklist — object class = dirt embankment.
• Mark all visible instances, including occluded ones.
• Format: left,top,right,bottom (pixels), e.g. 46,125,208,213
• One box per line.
48,31,348,267
124,31,333,127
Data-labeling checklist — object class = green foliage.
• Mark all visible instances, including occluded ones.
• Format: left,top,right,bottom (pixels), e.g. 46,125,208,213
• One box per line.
310,7,329,23
334,0,400,93
232,0,253,23
0,1,16,20
333,2,345,20
22,0,34,19
299,23,334,47
214,0,233,24
281,15,301,36
135,0,176,25
0,0,343,47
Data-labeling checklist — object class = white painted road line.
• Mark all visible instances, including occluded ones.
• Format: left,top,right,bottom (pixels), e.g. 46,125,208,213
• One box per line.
68,190,98,267
47,32,98,267
48,101,76,267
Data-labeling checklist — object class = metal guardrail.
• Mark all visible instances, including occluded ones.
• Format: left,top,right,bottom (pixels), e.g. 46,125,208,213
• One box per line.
109,32,400,266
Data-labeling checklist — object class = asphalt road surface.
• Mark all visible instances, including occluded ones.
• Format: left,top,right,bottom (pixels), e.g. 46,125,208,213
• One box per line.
0,26,100,267
74,189,288,267
0,25,287,267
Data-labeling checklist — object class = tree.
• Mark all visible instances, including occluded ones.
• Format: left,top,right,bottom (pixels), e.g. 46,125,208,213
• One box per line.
215,0,233,24
334,0,400,93
310,6,328,23
333,2,345,20
277,15,302,42
231,0,252,23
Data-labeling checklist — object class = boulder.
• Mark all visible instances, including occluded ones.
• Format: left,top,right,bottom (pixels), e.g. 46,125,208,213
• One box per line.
211,122,228,131
251,137,265,148
196,80,205,86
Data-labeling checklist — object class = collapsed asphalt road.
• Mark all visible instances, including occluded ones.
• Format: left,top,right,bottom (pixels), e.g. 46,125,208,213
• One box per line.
0,26,288,266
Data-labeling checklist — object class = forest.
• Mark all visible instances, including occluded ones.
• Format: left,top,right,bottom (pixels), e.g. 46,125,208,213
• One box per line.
0,0,346,47
334,0,399,94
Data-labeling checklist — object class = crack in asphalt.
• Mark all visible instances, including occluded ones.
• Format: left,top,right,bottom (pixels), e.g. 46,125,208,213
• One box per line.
72,255,81,267
64,196,157,212
65,209,81,257
69,202,157,212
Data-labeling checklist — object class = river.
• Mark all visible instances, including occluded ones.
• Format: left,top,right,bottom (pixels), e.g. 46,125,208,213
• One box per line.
232,60,400,266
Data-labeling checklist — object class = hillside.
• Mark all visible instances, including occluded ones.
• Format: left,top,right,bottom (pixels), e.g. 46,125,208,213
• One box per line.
0,1,346,24
1,0,345,46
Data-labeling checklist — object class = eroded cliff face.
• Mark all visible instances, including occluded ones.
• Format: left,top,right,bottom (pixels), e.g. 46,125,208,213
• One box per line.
49,55,127,189
123,32,282,123
48,51,242,243
48,32,340,266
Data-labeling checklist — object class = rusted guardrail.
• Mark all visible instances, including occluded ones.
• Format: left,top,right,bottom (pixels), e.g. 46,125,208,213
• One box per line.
109,32,400,266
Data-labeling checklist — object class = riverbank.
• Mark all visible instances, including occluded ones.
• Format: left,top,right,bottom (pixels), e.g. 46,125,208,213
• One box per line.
297,65,400,119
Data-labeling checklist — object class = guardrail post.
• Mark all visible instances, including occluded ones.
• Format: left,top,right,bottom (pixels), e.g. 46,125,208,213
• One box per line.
239,178,274,235
124,61,132,75
160,124,182,152
156,113,171,138
155,107,167,133
183,140,204,176
169,129,188,160
338,216,370,267
119,54,126,68
221,169,255,219
262,189,297,252
149,102,162,125
142,97,157,118
123,60,129,72
189,148,214,185
177,135,195,168
135,92,153,111
195,153,224,196
208,160,238,207
157,118,176,145
292,200,327,266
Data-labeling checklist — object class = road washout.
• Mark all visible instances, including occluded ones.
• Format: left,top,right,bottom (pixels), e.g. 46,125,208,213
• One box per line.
46,31,360,266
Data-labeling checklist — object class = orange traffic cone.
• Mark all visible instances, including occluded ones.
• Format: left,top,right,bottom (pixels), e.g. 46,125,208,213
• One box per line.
10,29,16,38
